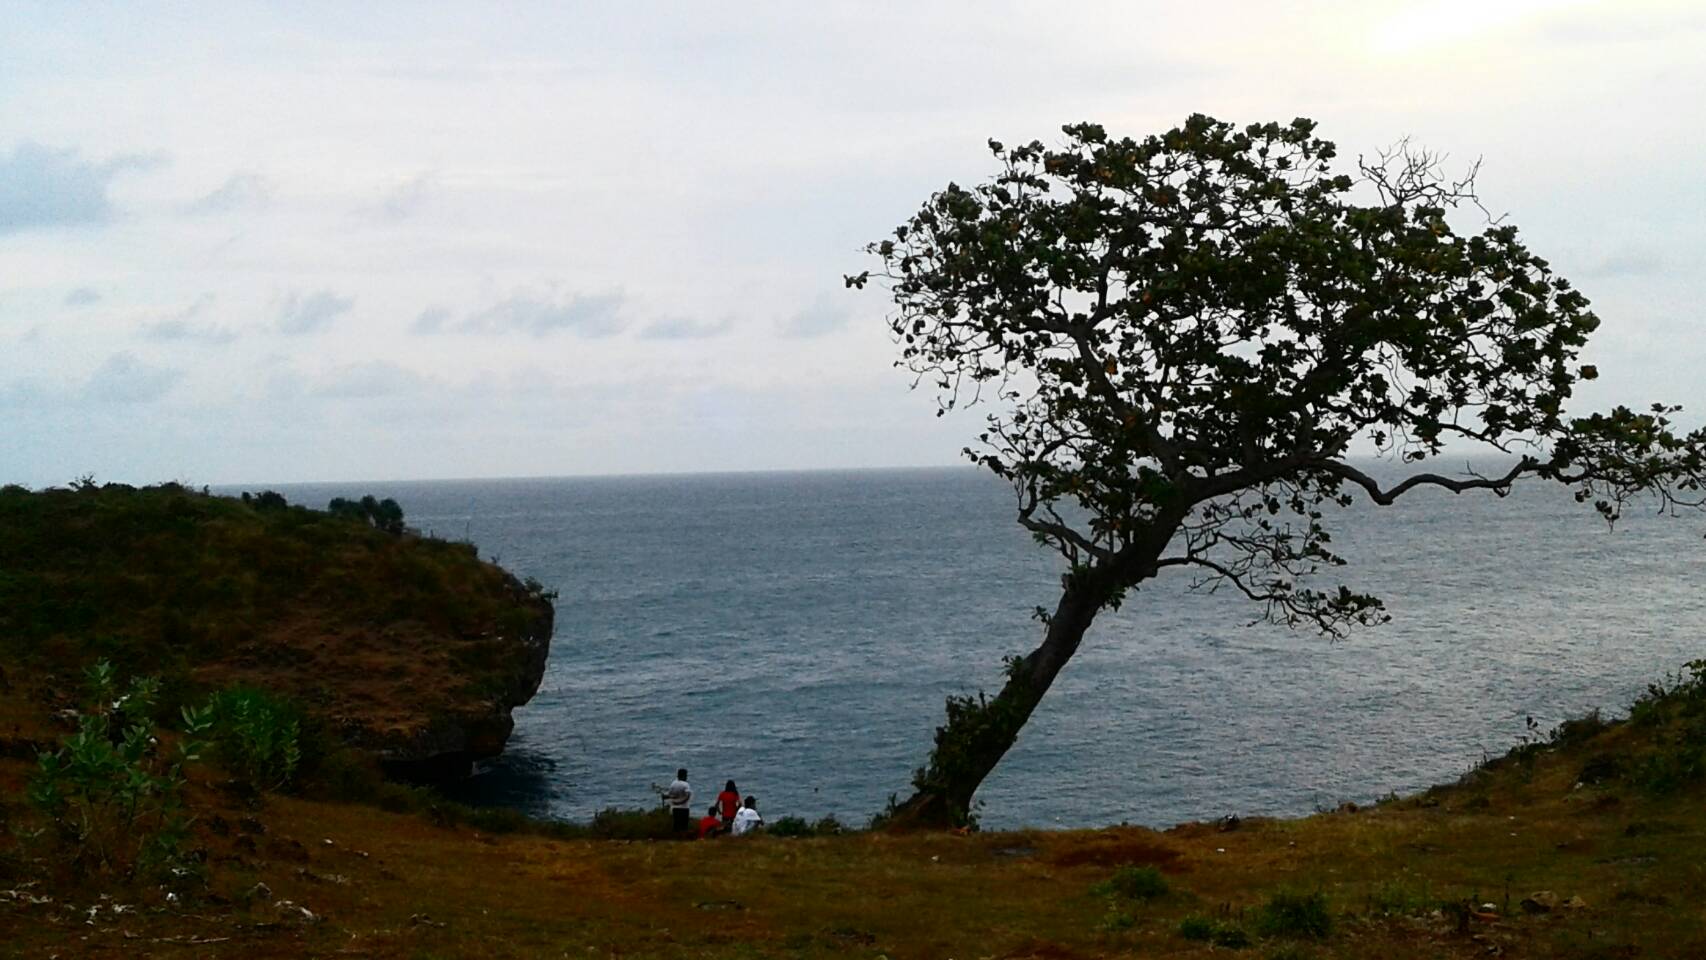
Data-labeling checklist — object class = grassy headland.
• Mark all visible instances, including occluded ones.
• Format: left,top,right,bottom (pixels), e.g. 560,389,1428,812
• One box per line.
0,481,553,779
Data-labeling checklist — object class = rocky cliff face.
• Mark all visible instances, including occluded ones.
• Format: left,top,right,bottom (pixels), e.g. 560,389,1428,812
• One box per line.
370,578,556,782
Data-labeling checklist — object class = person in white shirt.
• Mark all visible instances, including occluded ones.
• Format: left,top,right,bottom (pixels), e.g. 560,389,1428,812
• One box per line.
658,768,692,834
732,795,764,836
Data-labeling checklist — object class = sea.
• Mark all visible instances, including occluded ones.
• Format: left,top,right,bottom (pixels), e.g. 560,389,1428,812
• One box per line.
244,464,1706,831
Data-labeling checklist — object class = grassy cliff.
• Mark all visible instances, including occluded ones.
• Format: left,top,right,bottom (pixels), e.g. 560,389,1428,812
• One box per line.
0,481,554,778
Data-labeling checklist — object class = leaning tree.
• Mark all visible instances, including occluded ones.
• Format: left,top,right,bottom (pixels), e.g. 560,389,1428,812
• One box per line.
847,115,1706,826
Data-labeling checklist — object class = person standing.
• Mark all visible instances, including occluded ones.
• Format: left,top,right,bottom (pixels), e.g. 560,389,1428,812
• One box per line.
659,768,693,834
716,780,741,828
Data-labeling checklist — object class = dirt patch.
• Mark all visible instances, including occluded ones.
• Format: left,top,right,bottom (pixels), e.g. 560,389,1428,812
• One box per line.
1044,828,1185,871
999,937,1089,960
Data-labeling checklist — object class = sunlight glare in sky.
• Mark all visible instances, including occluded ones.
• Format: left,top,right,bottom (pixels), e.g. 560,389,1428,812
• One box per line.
1371,0,1602,54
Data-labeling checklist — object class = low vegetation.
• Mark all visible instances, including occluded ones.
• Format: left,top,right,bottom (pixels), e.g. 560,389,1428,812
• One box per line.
5,654,1706,957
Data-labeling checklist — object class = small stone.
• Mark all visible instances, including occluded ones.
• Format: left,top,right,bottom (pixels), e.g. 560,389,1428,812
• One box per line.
248,882,271,901
1561,896,1588,911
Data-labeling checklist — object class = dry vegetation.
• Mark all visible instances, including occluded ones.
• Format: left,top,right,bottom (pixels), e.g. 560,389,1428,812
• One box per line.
4,674,1704,958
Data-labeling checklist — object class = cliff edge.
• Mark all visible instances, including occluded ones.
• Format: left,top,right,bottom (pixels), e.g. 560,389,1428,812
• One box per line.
0,481,555,782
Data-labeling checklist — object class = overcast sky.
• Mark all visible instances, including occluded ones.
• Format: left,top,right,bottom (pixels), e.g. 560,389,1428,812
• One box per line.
2,1,1703,486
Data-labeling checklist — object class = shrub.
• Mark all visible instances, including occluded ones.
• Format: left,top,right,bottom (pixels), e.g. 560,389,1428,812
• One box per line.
1091,864,1170,901
769,816,813,837
328,495,406,535
765,814,849,838
1550,709,1610,748
1633,722,1706,795
589,806,675,840
1179,915,1250,948
1097,902,1136,931
23,662,210,884
1254,891,1332,940
1178,916,1215,941
203,687,302,792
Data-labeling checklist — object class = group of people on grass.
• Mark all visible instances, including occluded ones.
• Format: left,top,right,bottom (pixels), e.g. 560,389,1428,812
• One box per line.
657,768,762,839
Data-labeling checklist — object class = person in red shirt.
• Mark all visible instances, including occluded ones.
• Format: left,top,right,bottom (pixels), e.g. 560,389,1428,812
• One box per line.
717,780,741,828
696,804,725,839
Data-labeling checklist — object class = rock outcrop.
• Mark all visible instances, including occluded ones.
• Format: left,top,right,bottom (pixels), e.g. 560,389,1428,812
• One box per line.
368,575,556,781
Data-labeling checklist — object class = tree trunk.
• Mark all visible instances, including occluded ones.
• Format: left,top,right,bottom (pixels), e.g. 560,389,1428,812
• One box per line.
888,573,1111,827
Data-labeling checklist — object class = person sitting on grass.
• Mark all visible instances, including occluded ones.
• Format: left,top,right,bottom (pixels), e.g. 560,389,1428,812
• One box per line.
732,795,764,836
697,804,725,839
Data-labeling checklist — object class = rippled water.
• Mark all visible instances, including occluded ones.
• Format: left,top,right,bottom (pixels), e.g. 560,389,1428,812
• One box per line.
254,465,1706,830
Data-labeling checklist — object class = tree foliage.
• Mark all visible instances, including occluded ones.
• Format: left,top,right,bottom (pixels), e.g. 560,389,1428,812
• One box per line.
852,115,1706,634
328,495,407,535
850,114,1706,823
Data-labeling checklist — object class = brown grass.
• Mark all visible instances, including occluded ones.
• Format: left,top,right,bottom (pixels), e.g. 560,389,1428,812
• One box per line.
5,727,1706,959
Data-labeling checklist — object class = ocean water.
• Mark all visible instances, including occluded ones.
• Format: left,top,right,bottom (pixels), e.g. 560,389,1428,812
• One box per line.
252,465,1706,830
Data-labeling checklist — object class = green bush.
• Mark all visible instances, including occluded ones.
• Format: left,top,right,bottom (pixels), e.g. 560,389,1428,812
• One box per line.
203,687,302,791
1091,864,1169,901
768,816,811,837
589,806,675,840
23,661,210,884
1254,891,1332,940
1097,902,1136,931
764,814,849,838
1179,915,1250,948
327,495,406,535
1633,722,1706,795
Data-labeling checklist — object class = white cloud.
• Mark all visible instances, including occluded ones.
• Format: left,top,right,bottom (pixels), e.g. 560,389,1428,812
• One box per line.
139,295,236,344
0,142,157,233
81,352,181,403
185,171,270,215
370,172,436,221
420,290,626,338
780,298,850,338
276,289,355,336
638,316,734,340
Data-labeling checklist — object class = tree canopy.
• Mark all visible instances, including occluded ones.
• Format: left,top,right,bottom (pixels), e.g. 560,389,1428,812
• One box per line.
850,115,1706,825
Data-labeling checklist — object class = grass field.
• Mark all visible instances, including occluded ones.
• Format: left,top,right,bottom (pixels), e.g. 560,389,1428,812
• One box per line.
4,695,1704,959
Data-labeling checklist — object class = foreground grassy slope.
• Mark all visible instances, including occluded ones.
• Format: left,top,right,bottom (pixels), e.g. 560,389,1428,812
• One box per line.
0,482,553,772
4,676,1705,958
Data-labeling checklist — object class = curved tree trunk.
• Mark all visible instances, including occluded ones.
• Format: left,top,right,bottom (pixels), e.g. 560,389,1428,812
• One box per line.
888,573,1112,827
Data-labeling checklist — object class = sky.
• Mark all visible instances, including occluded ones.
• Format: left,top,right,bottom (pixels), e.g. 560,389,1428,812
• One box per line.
2,1,1703,486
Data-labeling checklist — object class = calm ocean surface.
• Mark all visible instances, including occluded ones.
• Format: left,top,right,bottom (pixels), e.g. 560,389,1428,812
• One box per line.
247,465,1706,830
